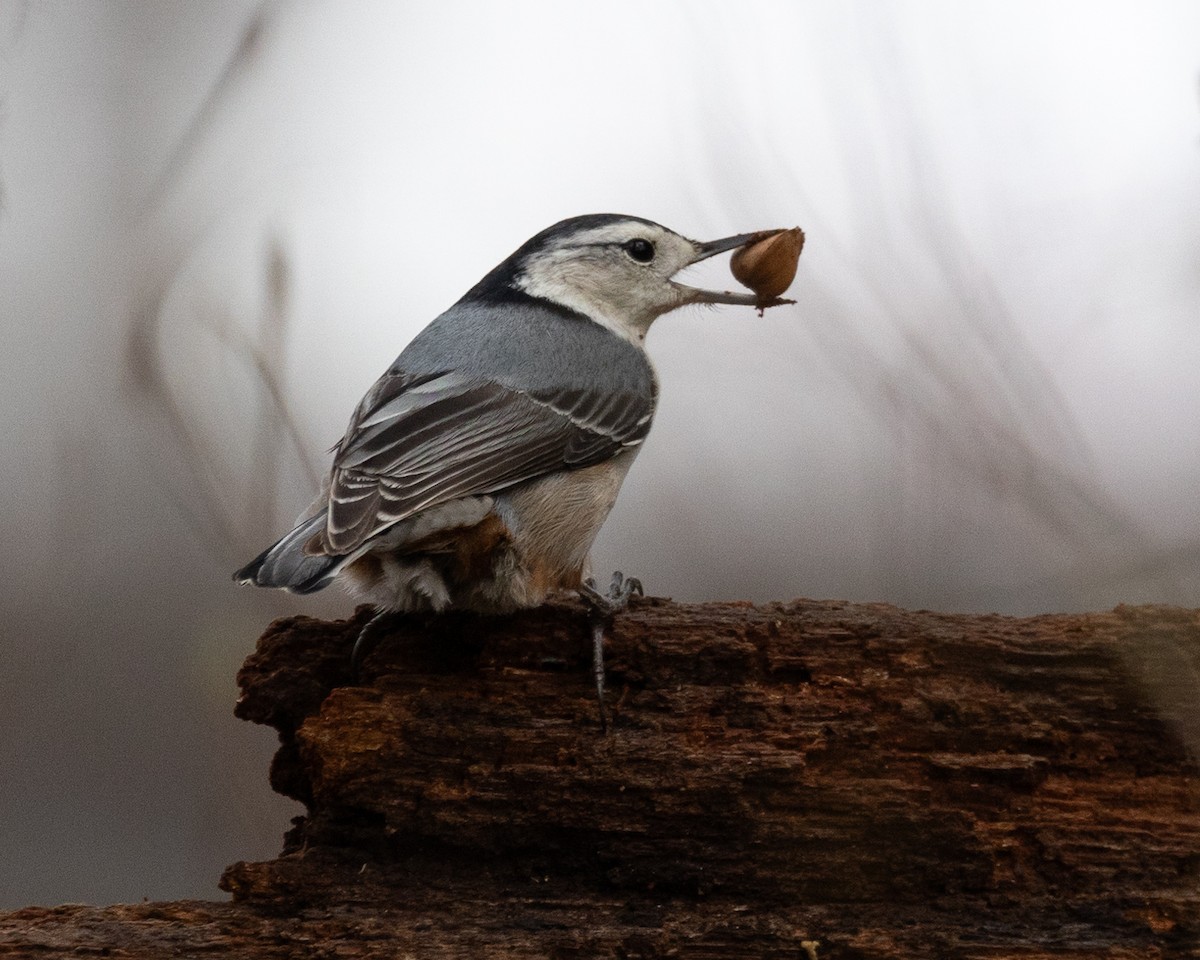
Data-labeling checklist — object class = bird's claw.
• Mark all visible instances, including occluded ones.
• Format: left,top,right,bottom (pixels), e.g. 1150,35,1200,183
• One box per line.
580,570,642,616
579,571,644,732
350,608,396,682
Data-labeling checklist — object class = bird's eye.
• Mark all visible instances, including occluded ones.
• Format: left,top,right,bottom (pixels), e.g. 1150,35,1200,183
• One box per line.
623,238,655,263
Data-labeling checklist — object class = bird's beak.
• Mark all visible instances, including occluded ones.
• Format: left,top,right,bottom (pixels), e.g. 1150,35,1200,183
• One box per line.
694,232,765,261
671,231,794,308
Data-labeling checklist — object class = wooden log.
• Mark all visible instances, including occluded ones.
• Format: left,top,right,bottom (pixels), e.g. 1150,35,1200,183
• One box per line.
2,598,1198,958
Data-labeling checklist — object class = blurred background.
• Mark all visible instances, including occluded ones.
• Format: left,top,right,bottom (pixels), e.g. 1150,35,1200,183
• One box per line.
2,0,1198,908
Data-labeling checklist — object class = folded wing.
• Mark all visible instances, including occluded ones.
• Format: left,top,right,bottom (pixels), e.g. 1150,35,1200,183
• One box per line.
318,369,653,554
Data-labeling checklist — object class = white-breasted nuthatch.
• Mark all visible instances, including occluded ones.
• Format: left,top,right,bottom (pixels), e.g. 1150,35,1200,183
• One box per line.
235,214,792,712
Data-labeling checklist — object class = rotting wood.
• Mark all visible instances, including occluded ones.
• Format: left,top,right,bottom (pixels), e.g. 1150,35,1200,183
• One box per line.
2,598,1198,958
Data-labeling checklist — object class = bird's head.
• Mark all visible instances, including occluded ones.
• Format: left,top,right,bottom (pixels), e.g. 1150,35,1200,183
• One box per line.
466,214,788,343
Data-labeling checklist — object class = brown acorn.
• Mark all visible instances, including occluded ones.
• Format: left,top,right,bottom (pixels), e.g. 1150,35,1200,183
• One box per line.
730,227,804,301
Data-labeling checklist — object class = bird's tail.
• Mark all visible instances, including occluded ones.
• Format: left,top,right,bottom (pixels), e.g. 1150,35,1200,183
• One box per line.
233,514,342,595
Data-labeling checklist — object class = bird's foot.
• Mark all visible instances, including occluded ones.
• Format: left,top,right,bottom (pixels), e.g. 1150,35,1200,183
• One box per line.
350,607,398,681
579,570,643,615
578,571,643,731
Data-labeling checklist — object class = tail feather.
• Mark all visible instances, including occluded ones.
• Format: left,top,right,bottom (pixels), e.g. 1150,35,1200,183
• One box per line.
234,514,342,595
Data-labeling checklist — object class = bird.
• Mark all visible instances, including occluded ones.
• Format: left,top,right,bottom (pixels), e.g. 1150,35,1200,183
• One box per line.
234,213,792,720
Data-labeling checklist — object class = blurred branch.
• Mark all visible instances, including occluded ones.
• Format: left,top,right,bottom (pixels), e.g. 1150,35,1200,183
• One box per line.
124,1,321,563
126,297,242,558
141,0,279,215
126,232,323,562
235,240,321,485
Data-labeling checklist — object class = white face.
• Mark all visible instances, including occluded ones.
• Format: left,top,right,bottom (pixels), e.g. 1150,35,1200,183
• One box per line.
514,221,732,343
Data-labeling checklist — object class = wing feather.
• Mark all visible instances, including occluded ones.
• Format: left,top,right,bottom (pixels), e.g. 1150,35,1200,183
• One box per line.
320,370,652,553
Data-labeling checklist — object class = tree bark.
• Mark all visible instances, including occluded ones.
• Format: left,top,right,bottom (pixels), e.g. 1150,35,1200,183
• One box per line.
3,598,1199,958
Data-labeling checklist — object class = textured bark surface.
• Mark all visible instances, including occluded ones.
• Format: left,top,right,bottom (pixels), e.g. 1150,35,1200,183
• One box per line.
3,598,1199,958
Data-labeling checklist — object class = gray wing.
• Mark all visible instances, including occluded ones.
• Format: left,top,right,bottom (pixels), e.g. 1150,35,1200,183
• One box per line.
319,369,653,553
